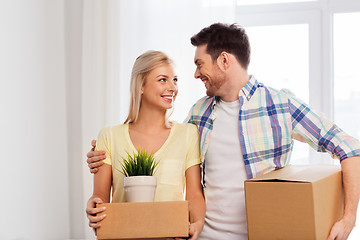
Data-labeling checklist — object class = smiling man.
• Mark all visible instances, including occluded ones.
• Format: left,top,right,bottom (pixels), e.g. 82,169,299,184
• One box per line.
184,23,360,240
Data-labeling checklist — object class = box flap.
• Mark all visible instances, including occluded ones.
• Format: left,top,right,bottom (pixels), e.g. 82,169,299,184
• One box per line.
246,164,341,183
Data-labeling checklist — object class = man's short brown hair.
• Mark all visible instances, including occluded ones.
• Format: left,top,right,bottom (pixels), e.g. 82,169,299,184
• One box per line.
191,23,251,70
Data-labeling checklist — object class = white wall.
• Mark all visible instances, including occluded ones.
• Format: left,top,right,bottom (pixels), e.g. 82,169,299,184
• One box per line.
0,0,70,239
65,0,88,238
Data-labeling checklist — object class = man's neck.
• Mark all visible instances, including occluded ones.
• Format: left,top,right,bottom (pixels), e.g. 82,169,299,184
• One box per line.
220,73,250,102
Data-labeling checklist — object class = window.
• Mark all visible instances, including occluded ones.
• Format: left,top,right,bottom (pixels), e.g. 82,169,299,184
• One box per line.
334,12,360,140
246,24,309,101
334,12,360,239
237,0,316,5
118,3,360,237
246,24,310,164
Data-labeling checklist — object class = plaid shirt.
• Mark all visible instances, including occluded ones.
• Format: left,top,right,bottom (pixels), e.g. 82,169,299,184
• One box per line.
185,76,360,182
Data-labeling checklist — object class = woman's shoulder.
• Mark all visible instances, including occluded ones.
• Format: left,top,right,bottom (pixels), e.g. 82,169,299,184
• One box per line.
172,122,198,133
98,123,127,135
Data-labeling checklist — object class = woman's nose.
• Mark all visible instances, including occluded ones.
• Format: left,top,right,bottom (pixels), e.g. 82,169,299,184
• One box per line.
168,80,177,92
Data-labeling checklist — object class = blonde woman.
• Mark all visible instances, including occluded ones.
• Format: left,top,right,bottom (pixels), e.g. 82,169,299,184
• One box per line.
86,51,205,240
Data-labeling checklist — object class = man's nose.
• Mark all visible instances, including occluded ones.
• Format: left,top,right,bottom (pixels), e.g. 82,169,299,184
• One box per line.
194,68,201,79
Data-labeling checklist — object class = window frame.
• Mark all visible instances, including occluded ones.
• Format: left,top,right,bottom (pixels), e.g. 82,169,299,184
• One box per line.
235,0,360,164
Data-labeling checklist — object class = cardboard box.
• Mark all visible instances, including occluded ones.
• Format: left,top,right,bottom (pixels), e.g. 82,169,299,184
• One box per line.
245,165,343,240
96,201,189,240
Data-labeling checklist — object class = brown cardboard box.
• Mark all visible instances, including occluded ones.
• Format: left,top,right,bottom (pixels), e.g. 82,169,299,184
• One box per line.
245,165,344,240
96,201,189,240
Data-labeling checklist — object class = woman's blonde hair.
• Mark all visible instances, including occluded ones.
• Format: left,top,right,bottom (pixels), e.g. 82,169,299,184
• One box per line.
124,50,175,126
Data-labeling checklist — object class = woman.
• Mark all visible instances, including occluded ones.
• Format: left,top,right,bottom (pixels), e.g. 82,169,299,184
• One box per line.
86,51,205,240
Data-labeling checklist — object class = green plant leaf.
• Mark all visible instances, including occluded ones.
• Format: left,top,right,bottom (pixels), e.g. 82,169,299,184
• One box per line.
116,148,159,177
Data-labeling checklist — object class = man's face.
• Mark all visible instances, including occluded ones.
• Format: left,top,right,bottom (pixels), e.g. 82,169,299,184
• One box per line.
194,45,226,97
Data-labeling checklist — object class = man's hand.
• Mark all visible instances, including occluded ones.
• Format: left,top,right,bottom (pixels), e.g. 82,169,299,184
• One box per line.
327,217,355,240
329,156,360,240
86,197,107,235
86,140,106,174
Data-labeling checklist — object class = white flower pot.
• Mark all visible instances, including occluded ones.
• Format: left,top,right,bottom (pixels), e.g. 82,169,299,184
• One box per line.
123,176,157,202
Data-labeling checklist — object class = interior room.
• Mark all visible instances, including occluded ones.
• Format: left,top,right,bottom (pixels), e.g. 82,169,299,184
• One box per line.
1,0,359,239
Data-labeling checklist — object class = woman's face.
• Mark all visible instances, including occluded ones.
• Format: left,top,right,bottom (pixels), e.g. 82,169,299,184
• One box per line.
141,64,178,110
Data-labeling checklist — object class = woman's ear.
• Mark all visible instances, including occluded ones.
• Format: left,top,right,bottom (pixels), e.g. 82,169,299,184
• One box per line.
217,52,230,71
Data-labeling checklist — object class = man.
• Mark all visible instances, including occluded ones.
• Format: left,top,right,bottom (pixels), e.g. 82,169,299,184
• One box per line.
86,23,360,239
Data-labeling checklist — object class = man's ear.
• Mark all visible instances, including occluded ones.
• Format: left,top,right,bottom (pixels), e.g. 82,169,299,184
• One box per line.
216,52,230,71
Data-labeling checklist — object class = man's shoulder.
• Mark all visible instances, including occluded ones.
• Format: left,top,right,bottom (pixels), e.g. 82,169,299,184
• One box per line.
184,96,215,124
190,96,215,111
256,84,296,102
193,95,214,104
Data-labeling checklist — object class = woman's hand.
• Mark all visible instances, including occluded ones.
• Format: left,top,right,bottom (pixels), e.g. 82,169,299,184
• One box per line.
166,219,204,240
188,220,204,240
86,196,107,235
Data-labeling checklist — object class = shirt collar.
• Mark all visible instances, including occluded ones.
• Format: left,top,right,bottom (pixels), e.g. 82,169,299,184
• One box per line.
241,75,261,101
210,75,261,107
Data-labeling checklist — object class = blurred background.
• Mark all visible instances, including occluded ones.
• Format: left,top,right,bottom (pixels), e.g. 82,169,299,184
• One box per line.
0,0,359,239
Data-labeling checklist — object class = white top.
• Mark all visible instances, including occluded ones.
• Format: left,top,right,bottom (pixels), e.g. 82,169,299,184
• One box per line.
199,99,248,240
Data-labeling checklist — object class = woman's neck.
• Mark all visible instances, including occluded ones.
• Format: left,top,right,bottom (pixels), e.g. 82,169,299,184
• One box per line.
130,107,168,134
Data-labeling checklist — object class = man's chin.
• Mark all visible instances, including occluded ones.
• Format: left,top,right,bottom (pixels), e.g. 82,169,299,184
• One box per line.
206,89,215,97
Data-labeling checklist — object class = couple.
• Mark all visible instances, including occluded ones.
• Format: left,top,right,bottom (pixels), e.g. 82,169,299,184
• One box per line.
86,23,360,240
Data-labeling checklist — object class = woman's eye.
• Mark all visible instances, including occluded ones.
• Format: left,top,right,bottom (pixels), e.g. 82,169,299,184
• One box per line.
173,78,178,82
159,78,166,82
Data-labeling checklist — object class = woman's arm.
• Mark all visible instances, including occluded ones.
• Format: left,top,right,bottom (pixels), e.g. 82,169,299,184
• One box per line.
86,163,112,233
185,164,205,240
93,162,112,202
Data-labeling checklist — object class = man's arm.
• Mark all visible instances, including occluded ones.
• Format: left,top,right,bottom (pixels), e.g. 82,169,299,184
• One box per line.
328,156,360,240
87,140,106,173
285,91,360,239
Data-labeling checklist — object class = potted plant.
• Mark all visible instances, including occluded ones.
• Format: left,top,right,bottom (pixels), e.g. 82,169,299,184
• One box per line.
118,149,159,202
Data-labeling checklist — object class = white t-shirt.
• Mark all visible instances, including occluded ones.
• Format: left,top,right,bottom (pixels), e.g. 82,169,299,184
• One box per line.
199,98,248,240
